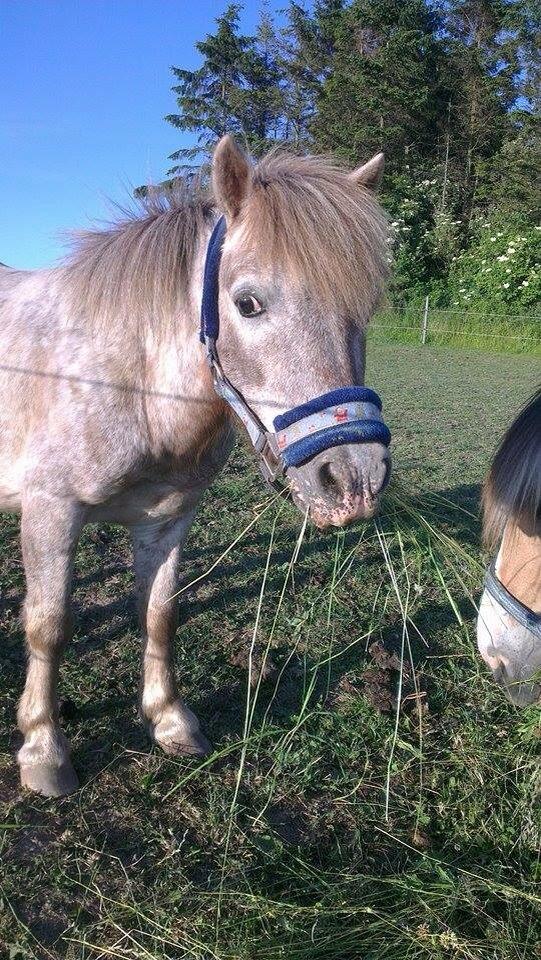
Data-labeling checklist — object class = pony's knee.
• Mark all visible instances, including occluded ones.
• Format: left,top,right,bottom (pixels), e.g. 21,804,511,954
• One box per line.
23,600,73,655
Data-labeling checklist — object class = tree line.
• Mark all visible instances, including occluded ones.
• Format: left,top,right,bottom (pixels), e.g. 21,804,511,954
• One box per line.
158,0,540,315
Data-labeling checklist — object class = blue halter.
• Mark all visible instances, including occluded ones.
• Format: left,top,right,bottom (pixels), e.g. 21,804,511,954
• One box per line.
200,215,391,486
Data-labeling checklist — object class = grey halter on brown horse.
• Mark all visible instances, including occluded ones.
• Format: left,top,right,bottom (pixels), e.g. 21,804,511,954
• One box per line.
0,136,392,796
478,388,541,705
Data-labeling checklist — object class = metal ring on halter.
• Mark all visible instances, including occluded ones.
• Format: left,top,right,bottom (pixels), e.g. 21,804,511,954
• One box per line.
200,215,391,488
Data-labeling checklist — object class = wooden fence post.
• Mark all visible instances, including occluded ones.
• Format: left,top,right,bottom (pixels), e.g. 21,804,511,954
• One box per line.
421,296,429,345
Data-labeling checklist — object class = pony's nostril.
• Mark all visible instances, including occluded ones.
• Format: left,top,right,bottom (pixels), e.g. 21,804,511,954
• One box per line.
380,454,391,492
318,460,343,495
367,455,390,497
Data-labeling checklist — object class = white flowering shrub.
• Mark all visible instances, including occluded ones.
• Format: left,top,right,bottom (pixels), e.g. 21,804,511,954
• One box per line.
384,171,462,304
380,176,540,348
443,217,540,314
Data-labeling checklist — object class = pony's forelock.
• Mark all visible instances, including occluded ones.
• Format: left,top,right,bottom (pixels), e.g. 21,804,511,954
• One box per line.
241,151,389,321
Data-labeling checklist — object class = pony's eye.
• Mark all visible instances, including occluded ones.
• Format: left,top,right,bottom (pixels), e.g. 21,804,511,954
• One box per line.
235,294,264,318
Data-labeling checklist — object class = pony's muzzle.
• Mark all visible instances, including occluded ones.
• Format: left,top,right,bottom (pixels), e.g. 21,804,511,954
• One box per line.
289,442,391,528
490,659,541,706
477,593,541,706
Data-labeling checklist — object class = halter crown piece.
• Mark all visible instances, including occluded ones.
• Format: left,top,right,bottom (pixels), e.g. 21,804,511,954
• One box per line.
200,215,391,488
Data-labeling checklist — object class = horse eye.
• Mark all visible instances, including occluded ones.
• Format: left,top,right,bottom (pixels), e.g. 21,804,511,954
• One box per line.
235,294,264,318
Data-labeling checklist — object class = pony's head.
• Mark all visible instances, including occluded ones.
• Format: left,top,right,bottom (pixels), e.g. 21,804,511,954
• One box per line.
210,135,390,528
478,389,541,705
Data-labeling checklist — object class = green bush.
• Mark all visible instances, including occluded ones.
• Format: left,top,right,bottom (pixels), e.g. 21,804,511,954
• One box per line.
445,217,541,315
384,172,456,303
383,173,540,326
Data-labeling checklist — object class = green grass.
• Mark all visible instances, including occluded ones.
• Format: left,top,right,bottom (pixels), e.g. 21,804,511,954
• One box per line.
1,345,540,959
371,309,541,354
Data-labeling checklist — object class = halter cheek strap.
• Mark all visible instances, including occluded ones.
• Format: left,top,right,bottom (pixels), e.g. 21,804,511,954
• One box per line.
200,215,391,487
200,215,226,344
484,560,541,641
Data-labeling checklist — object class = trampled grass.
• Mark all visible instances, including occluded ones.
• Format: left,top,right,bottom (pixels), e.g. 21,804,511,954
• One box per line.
0,344,540,959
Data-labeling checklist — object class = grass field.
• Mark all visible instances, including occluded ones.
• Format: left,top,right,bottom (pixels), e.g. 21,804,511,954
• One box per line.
1,344,540,960
370,310,541,354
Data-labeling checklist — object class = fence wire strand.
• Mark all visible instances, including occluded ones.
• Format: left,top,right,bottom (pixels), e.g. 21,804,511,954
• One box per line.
371,306,540,347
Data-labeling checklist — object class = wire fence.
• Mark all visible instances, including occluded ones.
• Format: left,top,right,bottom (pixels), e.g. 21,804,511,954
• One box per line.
371,324,540,342
369,298,541,350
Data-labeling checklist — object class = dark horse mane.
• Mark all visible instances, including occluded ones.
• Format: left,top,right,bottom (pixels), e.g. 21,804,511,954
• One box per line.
483,387,541,547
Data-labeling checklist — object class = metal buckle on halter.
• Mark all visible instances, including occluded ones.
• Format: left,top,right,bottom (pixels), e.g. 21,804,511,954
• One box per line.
205,338,285,488
254,433,284,486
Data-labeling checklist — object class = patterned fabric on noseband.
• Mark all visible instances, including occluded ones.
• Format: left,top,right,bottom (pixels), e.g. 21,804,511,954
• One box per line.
200,215,391,487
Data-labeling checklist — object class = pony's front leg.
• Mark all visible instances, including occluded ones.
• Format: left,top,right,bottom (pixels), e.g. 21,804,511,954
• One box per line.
17,494,83,796
132,514,211,757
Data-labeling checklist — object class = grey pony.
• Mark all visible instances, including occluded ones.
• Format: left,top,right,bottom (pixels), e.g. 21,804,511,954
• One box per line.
0,136,390,796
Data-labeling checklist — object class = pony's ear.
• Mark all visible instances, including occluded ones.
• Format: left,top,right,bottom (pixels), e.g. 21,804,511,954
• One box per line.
212,135,252,220
349,152,385,191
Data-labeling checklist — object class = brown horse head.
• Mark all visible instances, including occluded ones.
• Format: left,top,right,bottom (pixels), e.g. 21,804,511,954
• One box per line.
478,388,541,705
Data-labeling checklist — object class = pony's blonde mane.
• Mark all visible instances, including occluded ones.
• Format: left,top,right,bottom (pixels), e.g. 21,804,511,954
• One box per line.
483,387,541,547
61,150,389,331
61,181,214,330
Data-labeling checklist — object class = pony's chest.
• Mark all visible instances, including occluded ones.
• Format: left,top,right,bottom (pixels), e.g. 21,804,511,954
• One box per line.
87,478,198,525
86,427,235,526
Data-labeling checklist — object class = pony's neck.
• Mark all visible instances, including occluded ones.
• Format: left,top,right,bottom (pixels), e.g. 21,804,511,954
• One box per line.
497,521,541,612
141,219,229,456
143,220,212,392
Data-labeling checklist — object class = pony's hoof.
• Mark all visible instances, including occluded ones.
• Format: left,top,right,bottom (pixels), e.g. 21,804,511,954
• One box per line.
20,761,79,797
156,729,212,758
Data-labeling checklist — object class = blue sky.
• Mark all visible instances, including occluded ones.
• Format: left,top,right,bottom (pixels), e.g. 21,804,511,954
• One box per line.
1,1,265,269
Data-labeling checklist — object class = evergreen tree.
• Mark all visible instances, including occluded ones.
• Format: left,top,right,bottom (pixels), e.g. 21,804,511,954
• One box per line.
235,5,283,155
512,0,541,115
313,0,447,171
441,0,525,216
477,114,541,217
152,0,539,309
277,3,322,147
165,4,281,173
474,0,540,216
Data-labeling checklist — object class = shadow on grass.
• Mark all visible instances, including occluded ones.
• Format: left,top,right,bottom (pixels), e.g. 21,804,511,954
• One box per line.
0,478,484,790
